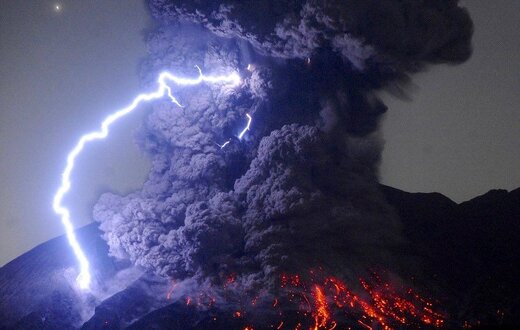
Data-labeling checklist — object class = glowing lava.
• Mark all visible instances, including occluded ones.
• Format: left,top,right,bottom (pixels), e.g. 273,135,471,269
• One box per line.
175,270,445,329
275,270,445,329
53,67,241,290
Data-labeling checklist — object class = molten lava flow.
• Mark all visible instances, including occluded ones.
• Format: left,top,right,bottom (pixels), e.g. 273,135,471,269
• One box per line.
273,270,445,329
312,285,330,329
167,269,445,329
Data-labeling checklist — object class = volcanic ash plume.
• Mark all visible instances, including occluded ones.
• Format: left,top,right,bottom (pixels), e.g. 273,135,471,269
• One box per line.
93,0,472,305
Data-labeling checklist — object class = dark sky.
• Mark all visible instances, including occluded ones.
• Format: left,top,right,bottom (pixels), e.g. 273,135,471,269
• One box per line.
0,0,151,266
0,0,519,266
380,0,520,201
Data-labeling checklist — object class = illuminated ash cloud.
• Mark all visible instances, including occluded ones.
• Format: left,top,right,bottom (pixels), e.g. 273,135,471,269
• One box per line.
150,0,472,70
93,0,473,295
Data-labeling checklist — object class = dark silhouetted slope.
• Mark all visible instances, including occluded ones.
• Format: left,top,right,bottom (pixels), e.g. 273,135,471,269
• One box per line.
1,186,519,328
381,185,520,326
0,223,120,328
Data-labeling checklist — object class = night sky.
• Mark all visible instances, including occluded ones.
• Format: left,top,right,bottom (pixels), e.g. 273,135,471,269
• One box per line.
0,0,519,268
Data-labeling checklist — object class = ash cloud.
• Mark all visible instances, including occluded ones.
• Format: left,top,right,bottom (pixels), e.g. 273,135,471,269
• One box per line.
150,0,472,69
93,0,472,297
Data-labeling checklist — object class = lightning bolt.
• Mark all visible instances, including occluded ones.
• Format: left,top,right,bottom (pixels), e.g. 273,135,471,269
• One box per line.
216,113,253,149
53,67,242,290
238,113,252,140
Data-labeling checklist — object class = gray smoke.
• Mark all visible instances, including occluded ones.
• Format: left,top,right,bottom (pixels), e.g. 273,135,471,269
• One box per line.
93,0,472,295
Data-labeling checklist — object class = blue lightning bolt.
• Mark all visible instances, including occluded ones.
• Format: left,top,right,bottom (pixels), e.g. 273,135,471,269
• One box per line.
217,140,231,149
238,113,252,139
53,67,241,290
216,113,253,149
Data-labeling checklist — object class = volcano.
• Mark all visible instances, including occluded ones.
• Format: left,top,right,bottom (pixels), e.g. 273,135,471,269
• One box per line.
1,185,519,329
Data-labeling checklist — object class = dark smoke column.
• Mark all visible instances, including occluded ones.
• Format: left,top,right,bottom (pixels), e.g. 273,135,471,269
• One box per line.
94,0,472,296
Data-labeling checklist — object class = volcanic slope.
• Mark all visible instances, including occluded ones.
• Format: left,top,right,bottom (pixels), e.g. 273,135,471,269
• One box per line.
1,185,519,328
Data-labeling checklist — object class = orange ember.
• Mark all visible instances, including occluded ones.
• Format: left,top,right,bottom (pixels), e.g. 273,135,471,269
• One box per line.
274,270,445,329
166,269,444,329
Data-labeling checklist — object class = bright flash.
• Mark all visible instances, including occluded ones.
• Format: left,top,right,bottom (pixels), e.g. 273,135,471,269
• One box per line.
53,67,242,290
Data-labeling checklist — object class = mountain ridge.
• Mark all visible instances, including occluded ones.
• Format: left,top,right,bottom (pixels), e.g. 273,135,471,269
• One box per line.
1,185,519,328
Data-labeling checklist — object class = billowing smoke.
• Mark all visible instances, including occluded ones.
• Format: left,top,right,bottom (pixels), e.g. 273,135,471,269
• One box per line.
93,0,472,298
